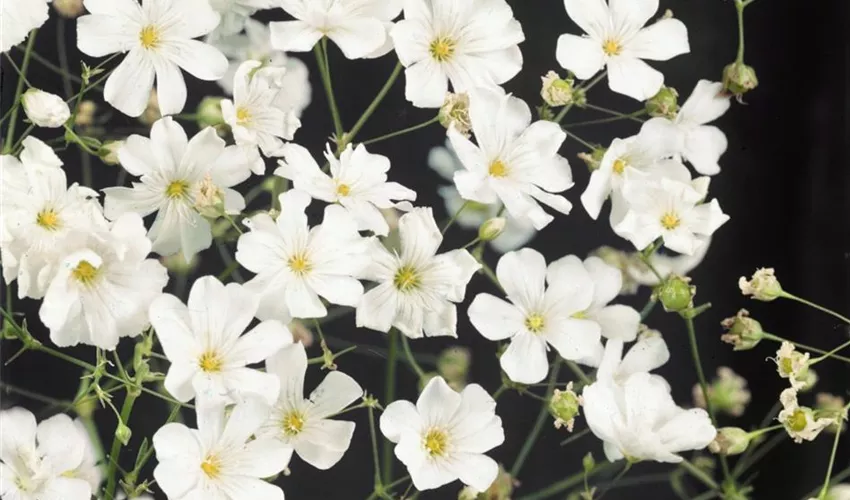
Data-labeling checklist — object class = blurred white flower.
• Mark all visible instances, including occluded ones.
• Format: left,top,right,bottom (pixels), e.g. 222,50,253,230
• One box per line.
207,0,276,39
22,89,71,128
380,377,504,492
68,419,104,492
1,0,48,53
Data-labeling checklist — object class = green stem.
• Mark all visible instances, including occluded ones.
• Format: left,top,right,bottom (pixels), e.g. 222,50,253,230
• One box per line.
554,71,607,123
762,333,850,364
4,53,32,87
733,430,785,479
346,62,404,147
781,292,850,325
511,359,561,477
563,109,647,128
400,334,426,380
478,261,502,291
734,0,746,63
57,19,74,98
368,406,383,492
559,427,591,446
381,330,399,484
362,115,439,145
565,360,592,385
104,391,139,499
0,381,73,406
582,103,646,123
746,424,784,440
492,384,508,400
679,459,719,490
562,129,595,150
818,407,846,499
811,337,850,365
314,40,344,141
3,30,37,154
516,462,619,500
803,466,850,500
24,48,85,86
441,200,470,236
640,298,658,320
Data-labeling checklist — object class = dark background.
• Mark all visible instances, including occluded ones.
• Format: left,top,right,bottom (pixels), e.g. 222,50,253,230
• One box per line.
2,0,849,498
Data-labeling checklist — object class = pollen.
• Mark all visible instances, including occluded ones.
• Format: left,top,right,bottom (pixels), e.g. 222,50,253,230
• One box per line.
488,159,508,178
139,25,161,50
612,158,626,175
429,37,456,62
72,260,99,286
281,411,305,436
198,351,223,373
336,183,351,197
288,253,312,276
36,208,61,231
200,454,222,478
235,106,251,124
166,180,190,199
660,212,681,230
423,428,448,457
602,38,622,56
524,313,546,333
393,265,420,292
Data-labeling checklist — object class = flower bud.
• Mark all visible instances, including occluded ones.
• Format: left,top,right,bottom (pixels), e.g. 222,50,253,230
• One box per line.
115,422,132,446
53,0,85,17
98,140,123,166
708,427,750,456
656,275,694,312
720,309,764,350
22,89,71,128
723,62,759,97
197,96,225,129
160,252,199,274
799,368,818,392
739,268,783,301
577,146,606,171
549,382,582,431
693,367,751,417
140,90,161,126
75,100,97,128
74,396,97,420
289,320,315,347
645,86,679,119
540,71,576,107
439,93,471,137
437,347,470,388
479,217,506,242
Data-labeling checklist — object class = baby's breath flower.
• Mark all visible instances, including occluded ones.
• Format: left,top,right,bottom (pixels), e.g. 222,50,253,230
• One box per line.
778,388,833,443
773,342,811,390
693,367,751,417
540,71,575,107
739,268,783,301
439,93,472,136
720,309,764,350
550,382,582,431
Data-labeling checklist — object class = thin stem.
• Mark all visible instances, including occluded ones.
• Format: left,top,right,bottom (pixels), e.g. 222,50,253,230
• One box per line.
492,384,508,400
4,30,37,154
554,72,607,123
781,292,850,325
640,297,658,320
565,360,592,385
559,427,591,446
511,359,561,477
400,334,426,380
733,430,786,479
762,333,850,364
595,462,632,500
817,411,845,499
679,459,719,490
368,406,383,491
478,261,502,291
562,128,595,150
57,19,73,98
563,110,647,128
381,330,399,484
104,391,139,499
0,381,73,407
734,0,746,63
803,466,850,500
4,53,32,86
811,337,850,365
314,40,344,141
516,462,619,500
582,103,646,123
347,62,404,146
25,48,85,86
441,200,470,236
746,424,784,440
362,115,438,146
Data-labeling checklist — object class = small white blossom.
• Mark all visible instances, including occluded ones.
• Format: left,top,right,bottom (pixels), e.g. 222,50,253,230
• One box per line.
149,275,293,405
449,88,574,230
236,190,372,322
153,399,291,500
540,71,575,107
21,89,71,128
77,0,228,117
275,143,416,236
207,0,276,39
556,0,690,101
380,377,504,492
1,0,48,53
390,0,524,107
774,342,811,390
356,208,480,339
592,333,671,385
778,388,834,443
257,342,363,470
738,267,784,301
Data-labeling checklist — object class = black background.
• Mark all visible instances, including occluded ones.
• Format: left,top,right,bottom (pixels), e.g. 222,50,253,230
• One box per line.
2,0,849,498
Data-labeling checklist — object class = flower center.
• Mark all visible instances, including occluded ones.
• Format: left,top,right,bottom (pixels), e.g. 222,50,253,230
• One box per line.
36,208,61,231
779,357,793,376
200,454,222,478
281,411,305,436
393,265,420,292
198,351,223,373
787,409,808,432
139,25,161,50
524,313,546,334
166,180,190,199
72,260,100,286
429,37,456,62
336,183,351,197
235,107,251,124
423,428,448,457
660,212,681,230
603,38,622,56
612,158,626,175
288,253,312,276
488,159,508,178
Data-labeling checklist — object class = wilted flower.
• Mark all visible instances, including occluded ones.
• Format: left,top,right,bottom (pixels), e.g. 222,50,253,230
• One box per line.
778,388,833,443
540,71,576,107
74,100,97,127
693,367,751,417
723,62,759,97
193,174,226,219
739,268,783,301
773,342,810,390
439,93,472,136
816,393,847,434
720,309,764,350
645,86,679,119
53,0,84,17
22,88,71,128
550,382,582,431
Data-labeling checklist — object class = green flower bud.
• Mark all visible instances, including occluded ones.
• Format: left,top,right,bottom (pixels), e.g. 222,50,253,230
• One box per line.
645,86,679,119
693,367,751,417
437,347,471,386
657,275,694,312
115,422,132,446
708,427,750,456
197,97,225,129
723,62,759,97
549,383,582,431
98,140,123,166
720,309,764,351
479,217,506,242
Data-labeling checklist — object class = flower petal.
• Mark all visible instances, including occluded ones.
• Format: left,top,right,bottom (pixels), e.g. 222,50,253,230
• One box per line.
104,49,155,118
294,419,356,469
417,376,462,427
496,248,546,310
556,33,606,80
625,19,689,61
307,371,363,420
500,332,548,384
380,400,421,443
607,56,663,101
468,293,525,341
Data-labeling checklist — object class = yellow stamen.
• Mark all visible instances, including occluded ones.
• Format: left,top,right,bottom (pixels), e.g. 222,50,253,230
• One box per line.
429,37,456,62
288,253,312,276
200,454,221,478
524,313,545,333
336,183,351,197
603,39,622,56
488,160,508,178
281,411,305,436
235,107,251,124
166,180,189,199
139,25,161,50
393,266,420,292
198,351,223,373
612,158,626,175
72,261,99,286
660,212,681,230
36,208,61,231
423,428,448,457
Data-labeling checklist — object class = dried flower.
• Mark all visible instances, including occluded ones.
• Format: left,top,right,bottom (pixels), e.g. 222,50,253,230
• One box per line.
739,268,783,301
720,309,764,350
693,367,751,417
439,93,472,136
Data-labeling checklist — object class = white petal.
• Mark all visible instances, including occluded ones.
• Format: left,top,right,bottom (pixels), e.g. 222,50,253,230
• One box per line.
151,57,187,117
592,305,641,341
294,419,356,469
160,39,228,81
399,208,442,265
223,368,281,406
625,19,689,61
607,56,663,101
221,398,272,445
609,0,658,34
152,422,202,462
269,20,323,53
563,0,610,39
76,14,137,58
404,60,449,108
380,400,421,443
496,248,546,310
682,125,727,176
545,318,602,361
617,334,670,377
38,477,92,500
467,294,525,341
656,408,716,454
500,332,549,384
218,476,284,500
581,167,613,220
584,256,622,307
389,19,429,66
187,277,257,348
326,18,387,60
230,320,293,366
307,371,363,420
36,414,85,473
556,33,606,80
266,342,307,406
356,282,399,333
104,50,155,117
231,438,293,477
679,80,730,126
454,453,500,492
417,376,462,427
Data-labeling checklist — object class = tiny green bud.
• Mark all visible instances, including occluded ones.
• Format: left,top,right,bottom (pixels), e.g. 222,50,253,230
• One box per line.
723,62,759,97
657,275,694,312
582,452,595,473
479,217,506,242
437,347,471,387
197,97,225,129
720,309,764,350
540,71,576,107
98,140,123,166
708,427,750,456
549,383,582,431
645,86,679,119
115,422,132,446
74,397,97,420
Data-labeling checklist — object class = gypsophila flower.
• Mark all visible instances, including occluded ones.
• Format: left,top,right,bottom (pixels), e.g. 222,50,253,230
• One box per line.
149,275,293,405
556,0,690,101
692,367,751,417
0,408,93,500
720,309,764,351
778,388,834,443
236,190,372,322
549,382,582,431
356,208,480,339
380,376,505,492
257,342,363,470
708,427,750,456
275,143,416,236
390,0,524,107
104,117,263,260
592,331,670,385
1,0,48,53
270,0,402,59
739,267,784,301
207,0,276,39
774,342,811,390
540,71,575,107
77,0,228,117
153,398,291,500
449,87,574,230
22,89,71,128
439,93,472,137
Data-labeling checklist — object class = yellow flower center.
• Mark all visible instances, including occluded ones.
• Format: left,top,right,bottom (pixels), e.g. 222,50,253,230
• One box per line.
200,454,222,478
488,159,508,178
139,25,161,50
787,409,808,432
72,260,99,286
423,428,448,457
235,107,251,124
36,208,61,231
429,37,456,62
612,158,626,175
336,183,351,197
393,265,420,292
603,39,622,56
281,411,305,436
779,357,793,376
166,180,190,199
524,313,546,333
660,212,681,230
288,253,312,276
198,351,223,373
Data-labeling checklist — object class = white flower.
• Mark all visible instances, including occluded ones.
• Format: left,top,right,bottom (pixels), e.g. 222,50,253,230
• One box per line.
21,89,71,128
103,117,263,260
774,342,811,390
738,267,783,301
615,173,729,255
0,408,93,500
236,190,371,322
270,0,402,60
356,208,480,339
582,371,716,463
221,61,302,157
556,0,690,101
642,80,731,175
826,484,850,500
153,398,291,500
67,419,103,492
77,0,228,117
1,0,48,53
448,88,573,230
40,213,169,350
149,275,293,405
1,137,106,299
778,388,834,443
275,143,416,236
380,377,504,492
390,0,524,108
207,0,276,39
593,334,670,385
257,342,363,469
428,140,536,253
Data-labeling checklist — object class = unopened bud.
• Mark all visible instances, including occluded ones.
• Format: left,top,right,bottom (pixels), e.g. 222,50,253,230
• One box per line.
160,252,199,274
720,309,764,351
74,397,97,420
479,217,506,242
708,427,750,456
139,90,161,126
22,88,71,128
739,267,783,301
197,97,225,129
540,71,576,107
439,93,471,137
549,382,582,431
53,0,85,17
75,101,97,128
115,423,132,446
98,140,123,166
645,86,679,119
577,146,606,172
437,347,471,388
723,62,758,97
657,275,694,312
